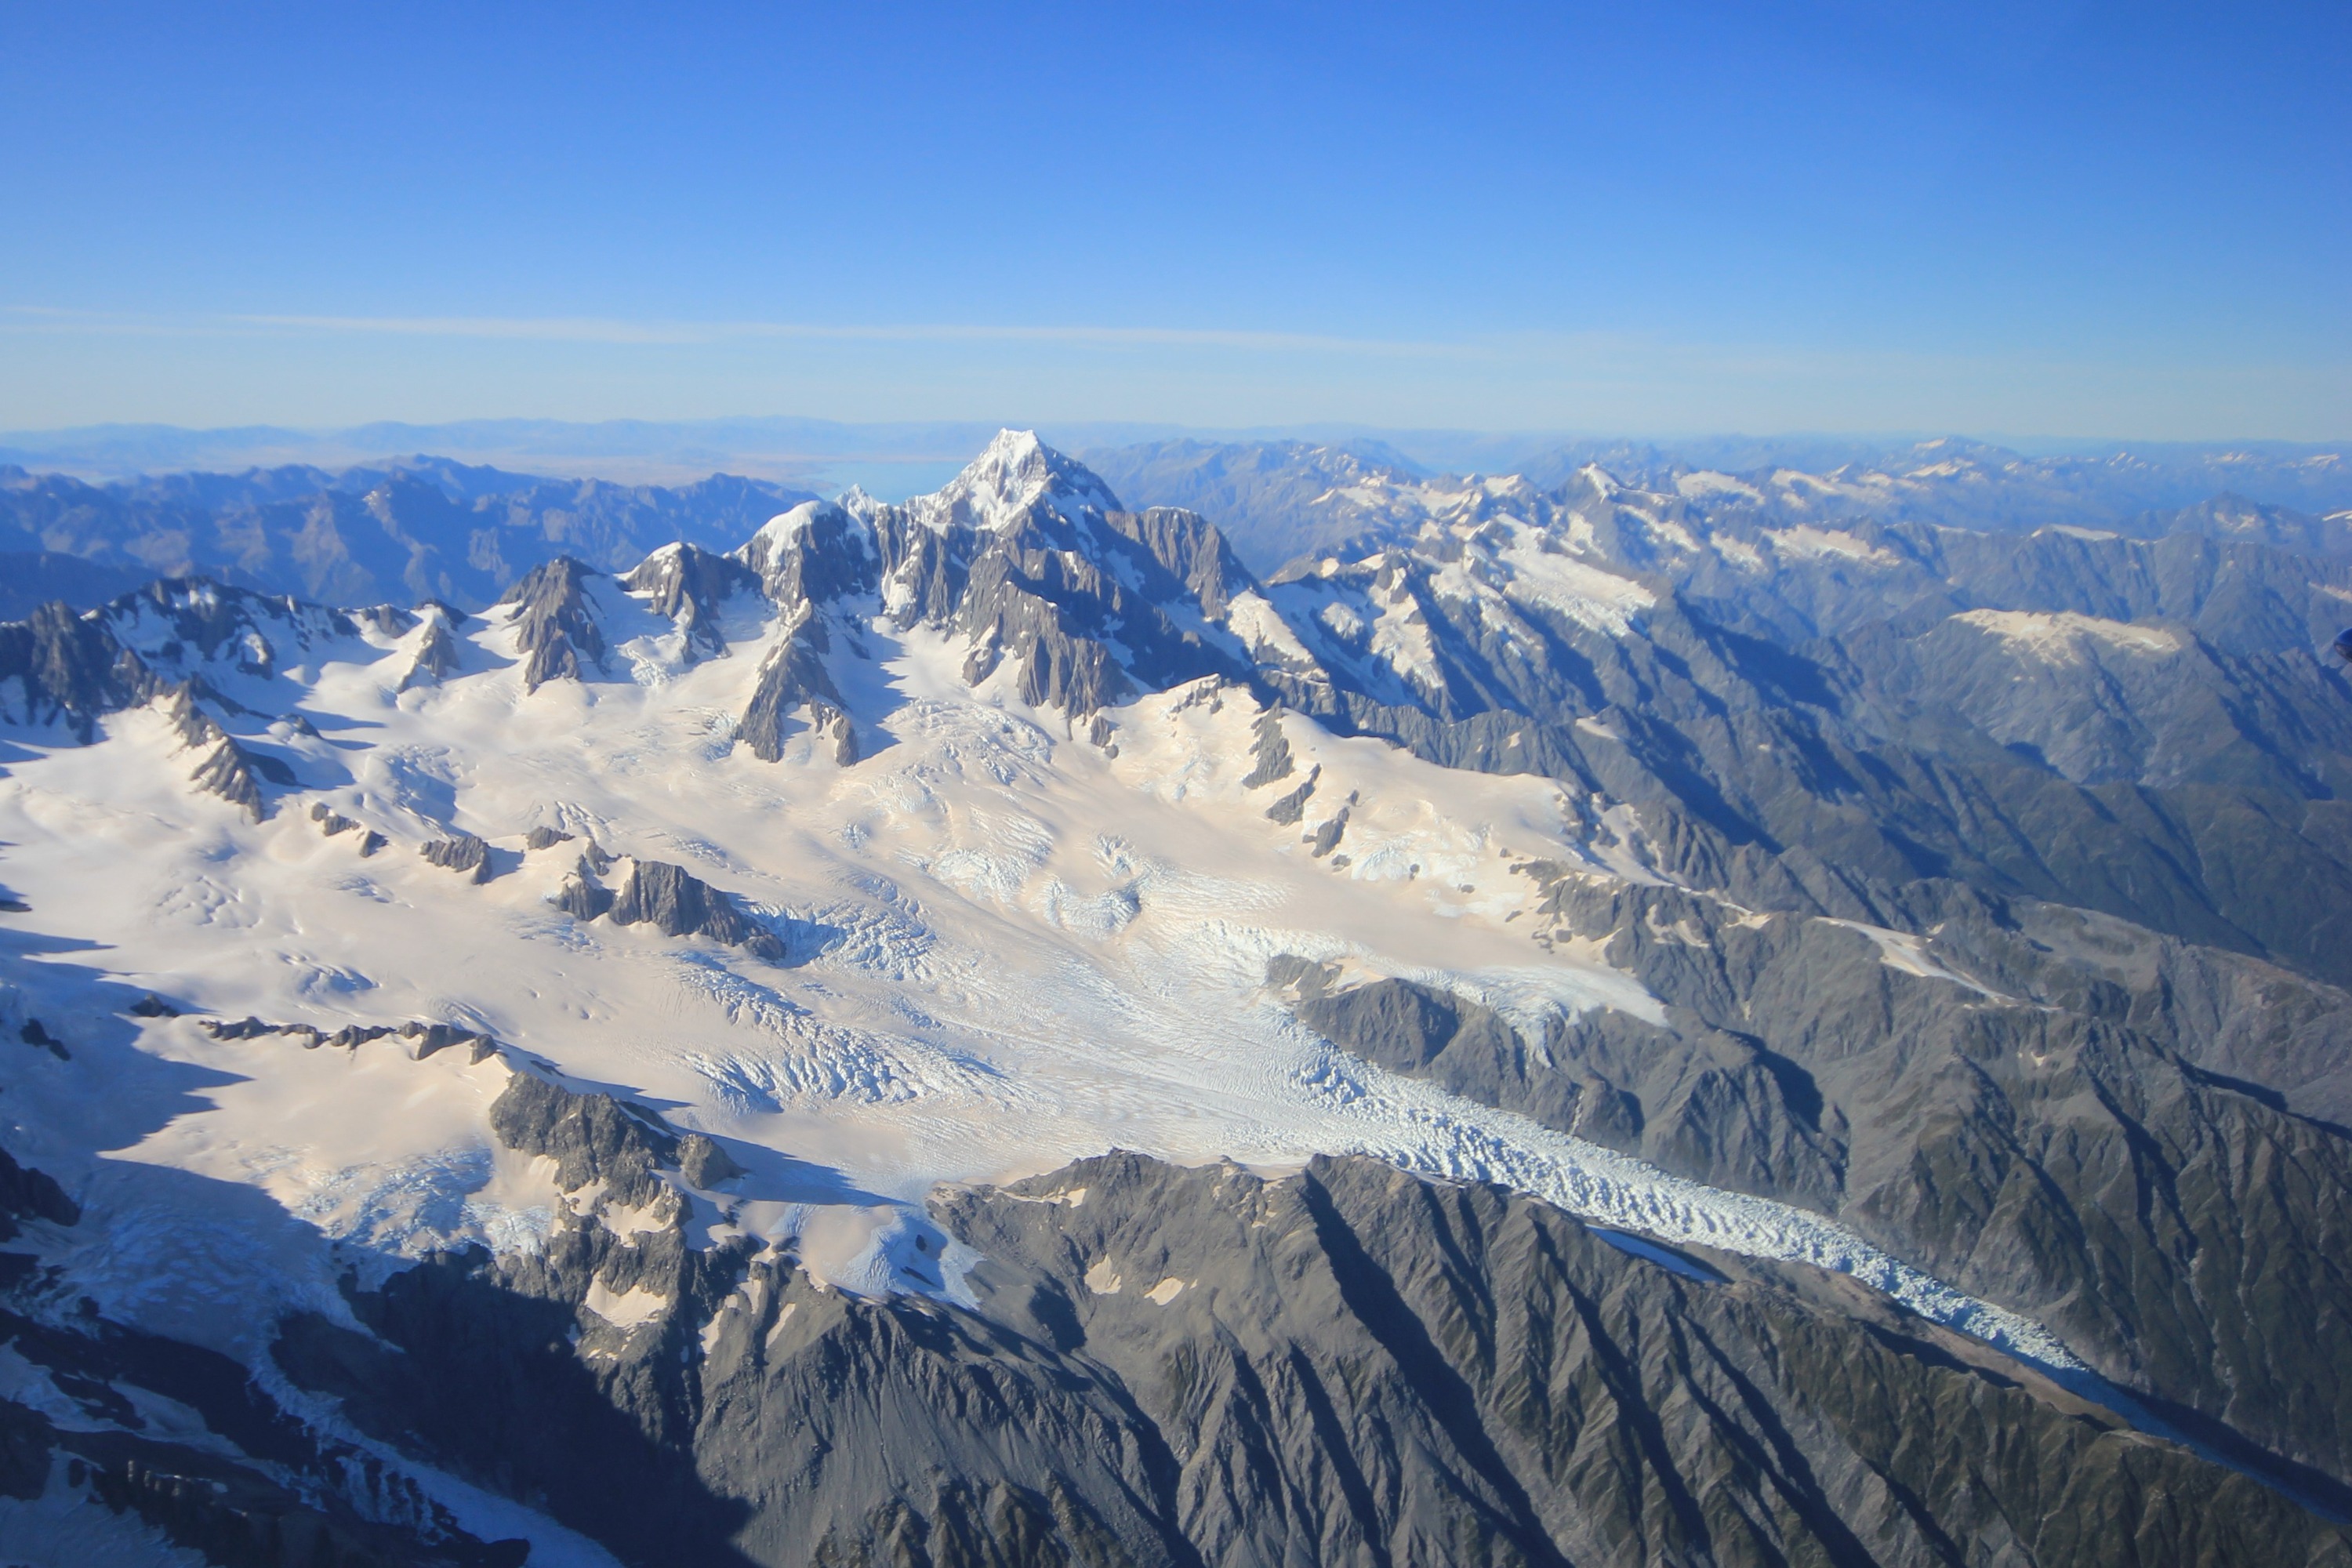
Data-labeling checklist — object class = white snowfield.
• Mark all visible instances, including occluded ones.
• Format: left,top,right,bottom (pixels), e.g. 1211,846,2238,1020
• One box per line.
1953,608,2188,661
0,437,2085,1388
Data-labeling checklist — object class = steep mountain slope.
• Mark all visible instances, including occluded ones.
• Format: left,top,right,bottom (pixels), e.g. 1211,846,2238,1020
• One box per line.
0,431,2347,1565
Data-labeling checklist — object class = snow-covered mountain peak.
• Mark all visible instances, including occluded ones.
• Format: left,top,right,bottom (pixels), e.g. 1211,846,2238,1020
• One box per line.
748,500,831,551
908,428,1122,533
735,498,871,591
1563,463,1626,501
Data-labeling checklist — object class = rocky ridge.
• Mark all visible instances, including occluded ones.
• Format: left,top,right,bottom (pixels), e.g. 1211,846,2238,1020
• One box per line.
263,1129,2352,1568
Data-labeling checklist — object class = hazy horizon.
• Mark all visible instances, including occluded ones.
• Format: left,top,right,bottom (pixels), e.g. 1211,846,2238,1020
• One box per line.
5,412,2345,495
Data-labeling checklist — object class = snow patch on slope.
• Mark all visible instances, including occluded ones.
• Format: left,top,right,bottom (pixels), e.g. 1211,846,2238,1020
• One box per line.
1954,609,2187,661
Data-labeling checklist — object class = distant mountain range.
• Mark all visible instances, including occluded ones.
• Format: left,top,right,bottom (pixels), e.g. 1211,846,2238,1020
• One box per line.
0,458,817,617
6,416,2345,519
7,431,2349,620
1083,435,2352,572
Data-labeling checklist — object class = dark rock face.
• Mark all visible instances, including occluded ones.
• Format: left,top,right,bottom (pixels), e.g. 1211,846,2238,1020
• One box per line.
734,499,880,608
725,503,883,760
162,683,281,818
0,599,160,738
807,699,858,764
0,1144,78,1241
419,833,492,883
1294,975,1513,1073
677,1133,745,1190
1305,805,1349,857
399,608,464,690
311,801,361,835
488,1070,679,1207
737,616,848,764
622,543,760,660
269,1148,2352,1568
1279,869,2352,1495
1262,764,1319,825
555,868,616,921
1239,710,1294,787
408,1022,495,1061
524,824,574,850
200,1014,499,1060
950,550,1138,717
187,732,269,818
499,555,605,691
1102,504,1261,623
593,858,787,964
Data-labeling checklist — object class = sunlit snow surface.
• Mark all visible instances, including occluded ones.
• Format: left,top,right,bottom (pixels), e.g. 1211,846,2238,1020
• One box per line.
0,590,2082,1374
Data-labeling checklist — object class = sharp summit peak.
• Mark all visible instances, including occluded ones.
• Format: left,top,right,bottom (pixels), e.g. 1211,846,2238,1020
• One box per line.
909,426,1123,530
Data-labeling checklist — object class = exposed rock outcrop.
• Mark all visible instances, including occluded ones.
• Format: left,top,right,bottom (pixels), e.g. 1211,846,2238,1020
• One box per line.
677,1132,745,1189
806,698,858,764
160,682,287,819
0,599,159,739
735,498,880,608
419,833,492,884
559,855,786,963
310,800,361,836
736,614,848,763
499,556,605,691
0,1145,78,1241
621,543,760,661
1306,804,1349,856
554,866,615,921
1240,709,1294,786
200,1014,499,1061
397,604,465,691
608,858,786,963
270,1148,2352,1568
1264,764,1319,824
486,1070,679,1208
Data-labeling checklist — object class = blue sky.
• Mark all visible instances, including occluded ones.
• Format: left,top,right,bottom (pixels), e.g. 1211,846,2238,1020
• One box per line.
2,1,2345,437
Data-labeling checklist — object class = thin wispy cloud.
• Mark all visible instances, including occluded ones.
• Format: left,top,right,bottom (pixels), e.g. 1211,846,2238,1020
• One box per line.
0,304,1468,358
